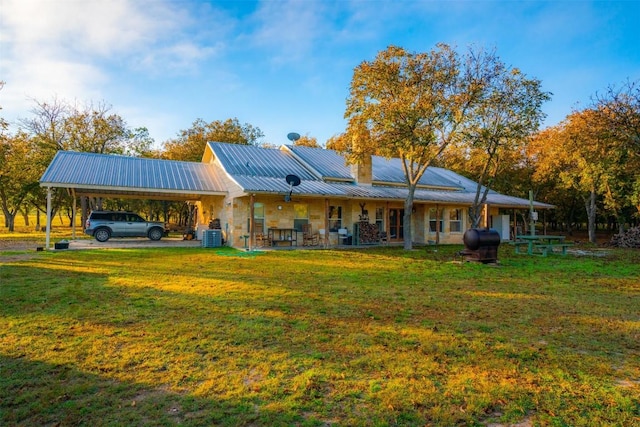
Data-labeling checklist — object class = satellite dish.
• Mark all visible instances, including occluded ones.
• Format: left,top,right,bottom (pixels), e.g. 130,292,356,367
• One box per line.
285,174,301,202
286,174,301,187
287,132,301,142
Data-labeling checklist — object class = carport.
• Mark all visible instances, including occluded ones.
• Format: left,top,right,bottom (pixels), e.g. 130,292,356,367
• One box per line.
39,150,227,249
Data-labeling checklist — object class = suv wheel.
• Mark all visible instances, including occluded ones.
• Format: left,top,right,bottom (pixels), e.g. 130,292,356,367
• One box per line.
148,227,163,241
94,228,111,242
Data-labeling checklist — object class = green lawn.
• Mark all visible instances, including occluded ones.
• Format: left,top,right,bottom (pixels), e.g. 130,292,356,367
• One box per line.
1,244,639,426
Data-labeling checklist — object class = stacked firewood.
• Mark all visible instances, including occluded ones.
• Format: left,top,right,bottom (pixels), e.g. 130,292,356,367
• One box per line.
357,221,380,244
610,226,640,248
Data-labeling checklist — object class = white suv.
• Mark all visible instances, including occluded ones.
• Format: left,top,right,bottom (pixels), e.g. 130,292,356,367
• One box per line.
85,211,165,242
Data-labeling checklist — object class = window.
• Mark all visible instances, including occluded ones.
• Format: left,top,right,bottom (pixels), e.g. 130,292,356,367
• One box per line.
449,208,462,233
375,207,384,231
329,205,342,232
293,204,309,232
249,203,265,233
429,208,443,233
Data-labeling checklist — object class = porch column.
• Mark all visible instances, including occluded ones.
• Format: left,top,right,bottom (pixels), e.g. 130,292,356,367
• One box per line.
324,198,330,248
45,187,52,250
386,202,390,242
483,203,490,228
435,204,440,244
249,194,255,251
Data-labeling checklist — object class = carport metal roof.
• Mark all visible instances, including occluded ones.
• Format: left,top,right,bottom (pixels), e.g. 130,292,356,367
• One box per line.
40,150,227,201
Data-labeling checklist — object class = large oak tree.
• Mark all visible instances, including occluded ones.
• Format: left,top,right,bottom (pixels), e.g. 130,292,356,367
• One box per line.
344,44,493,249
450,53,550,227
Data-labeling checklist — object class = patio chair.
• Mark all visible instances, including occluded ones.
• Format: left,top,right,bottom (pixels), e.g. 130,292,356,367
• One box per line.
255,232,271,247
379,231,388,245
319,228,326,246
338,228,351,245
302,224,319,246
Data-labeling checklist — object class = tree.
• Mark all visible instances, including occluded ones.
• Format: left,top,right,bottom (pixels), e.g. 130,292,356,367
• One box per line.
527,127,584,234
293,135,320,148
344,44,484,249
325,133,349,152
592,80,640,219
22,99,151,157
452,51,550,227
0,81,8,134
21,98,158,226
64,102,131,154
162,118,264,161
529,109,624,243
0,132,41,231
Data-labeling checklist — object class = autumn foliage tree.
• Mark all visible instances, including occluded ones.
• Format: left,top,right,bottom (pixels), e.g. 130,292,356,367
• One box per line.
452,55,550,228
592,80,640,219
292,135,320,148
344,44,504,249
529,109,625,242
162,118,264,162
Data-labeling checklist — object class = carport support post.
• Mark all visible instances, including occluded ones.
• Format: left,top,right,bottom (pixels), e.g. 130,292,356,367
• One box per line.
71,188,77,239
45,186,52,250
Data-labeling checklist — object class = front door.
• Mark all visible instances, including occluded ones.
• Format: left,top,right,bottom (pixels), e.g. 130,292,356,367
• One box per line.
389,208,404,241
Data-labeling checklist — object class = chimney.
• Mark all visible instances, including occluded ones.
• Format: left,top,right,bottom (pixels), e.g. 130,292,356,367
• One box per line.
351,155,372,185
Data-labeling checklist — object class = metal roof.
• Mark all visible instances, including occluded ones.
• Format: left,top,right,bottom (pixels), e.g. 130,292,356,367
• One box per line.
204,142,552,208
285,144,465,190
372,157,464,189
327,183,553,208
41,144,553,209
209,143,317,180
40,151,226,200
285,145,353,180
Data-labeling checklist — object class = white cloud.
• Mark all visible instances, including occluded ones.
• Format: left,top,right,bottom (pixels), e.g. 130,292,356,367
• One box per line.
0,0,228,130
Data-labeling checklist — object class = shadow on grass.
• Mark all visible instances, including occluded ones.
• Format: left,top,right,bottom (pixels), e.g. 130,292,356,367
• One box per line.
0,354,311,426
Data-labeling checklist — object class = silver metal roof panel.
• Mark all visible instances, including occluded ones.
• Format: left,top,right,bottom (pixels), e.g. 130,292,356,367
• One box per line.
209,142,318,180
285,144,353,180
328,183,552,208
286,144,465,189
40,151,226,195
233,175,347,196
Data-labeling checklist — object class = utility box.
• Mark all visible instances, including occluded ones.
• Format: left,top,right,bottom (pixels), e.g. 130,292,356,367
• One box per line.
202,230,222,248
492,215,511,241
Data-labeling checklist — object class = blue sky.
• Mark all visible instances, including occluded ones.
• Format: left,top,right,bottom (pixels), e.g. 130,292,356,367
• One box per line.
1,0,639,148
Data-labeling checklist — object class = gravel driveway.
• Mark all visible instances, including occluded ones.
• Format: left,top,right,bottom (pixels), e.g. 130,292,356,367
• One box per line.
1,237,202,252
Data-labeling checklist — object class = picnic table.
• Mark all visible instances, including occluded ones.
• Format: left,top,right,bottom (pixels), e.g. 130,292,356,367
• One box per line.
513,235,573,256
